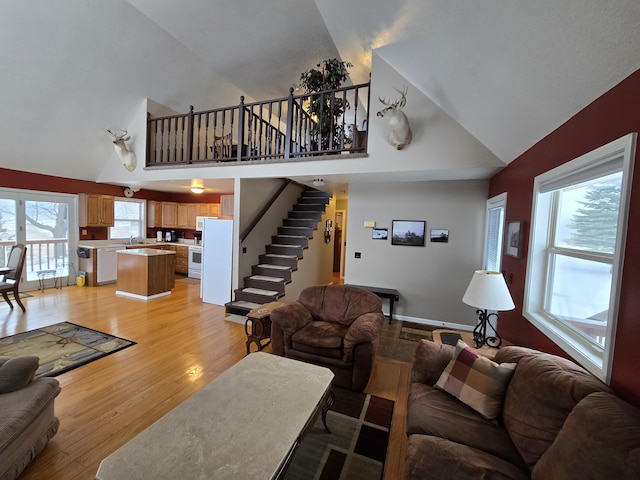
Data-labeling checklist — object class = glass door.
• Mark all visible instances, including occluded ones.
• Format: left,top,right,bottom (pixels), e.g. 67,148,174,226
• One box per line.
0,189,77,291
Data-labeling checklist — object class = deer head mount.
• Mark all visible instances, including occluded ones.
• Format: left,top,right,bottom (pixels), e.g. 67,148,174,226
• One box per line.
107,128,136,172
377,86,412,150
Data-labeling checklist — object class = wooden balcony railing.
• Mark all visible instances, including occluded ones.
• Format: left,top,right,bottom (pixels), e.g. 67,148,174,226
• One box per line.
146,82,370,166
1,239,69,280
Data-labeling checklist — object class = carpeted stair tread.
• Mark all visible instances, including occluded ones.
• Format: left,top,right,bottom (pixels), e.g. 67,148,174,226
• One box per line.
242,287,279,296
257,264,290,270
263,253,297,259
249,275,285,283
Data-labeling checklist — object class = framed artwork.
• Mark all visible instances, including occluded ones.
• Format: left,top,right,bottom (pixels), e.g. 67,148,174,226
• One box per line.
430,229,449,243
392,220,426,246
372,228,388,240
505,221,524,258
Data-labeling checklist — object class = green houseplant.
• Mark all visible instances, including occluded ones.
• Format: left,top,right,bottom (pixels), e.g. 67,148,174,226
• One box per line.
299,58,353,151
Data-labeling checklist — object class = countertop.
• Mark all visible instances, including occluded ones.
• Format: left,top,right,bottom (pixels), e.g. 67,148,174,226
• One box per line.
116,248,176,256
78,240,196,249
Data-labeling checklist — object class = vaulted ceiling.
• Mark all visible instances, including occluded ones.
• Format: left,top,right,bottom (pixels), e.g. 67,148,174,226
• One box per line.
2,0,640,192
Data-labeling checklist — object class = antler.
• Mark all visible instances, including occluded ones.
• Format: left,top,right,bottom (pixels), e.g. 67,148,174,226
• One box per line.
378,96,390,106
107,128,128,140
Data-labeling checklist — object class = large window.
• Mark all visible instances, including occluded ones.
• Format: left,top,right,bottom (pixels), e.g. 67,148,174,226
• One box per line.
524,133,636,382
109,198,145,240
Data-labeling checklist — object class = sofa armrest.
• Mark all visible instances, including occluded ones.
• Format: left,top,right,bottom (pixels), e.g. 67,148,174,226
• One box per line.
343,312,385,362
411,339,456,386
270,301,313,345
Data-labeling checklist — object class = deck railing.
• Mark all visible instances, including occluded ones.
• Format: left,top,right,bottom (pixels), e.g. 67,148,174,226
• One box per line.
147,82,370,166
1,239,69,280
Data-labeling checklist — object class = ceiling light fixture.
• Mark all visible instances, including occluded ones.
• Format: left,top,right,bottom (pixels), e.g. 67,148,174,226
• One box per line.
190,179,204,194
312,178,324,187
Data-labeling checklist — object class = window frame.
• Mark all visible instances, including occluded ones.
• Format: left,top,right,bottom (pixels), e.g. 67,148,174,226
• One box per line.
109,198,146,240
483,192,507,272
523,133,636,383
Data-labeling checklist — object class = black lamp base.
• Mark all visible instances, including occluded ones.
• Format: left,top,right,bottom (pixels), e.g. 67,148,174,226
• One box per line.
472,309,502,348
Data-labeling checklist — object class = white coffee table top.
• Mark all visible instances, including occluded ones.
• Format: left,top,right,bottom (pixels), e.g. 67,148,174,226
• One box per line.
95,352,334,480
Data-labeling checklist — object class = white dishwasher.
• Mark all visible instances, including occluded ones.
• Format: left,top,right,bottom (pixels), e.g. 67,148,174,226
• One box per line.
97,247,119,284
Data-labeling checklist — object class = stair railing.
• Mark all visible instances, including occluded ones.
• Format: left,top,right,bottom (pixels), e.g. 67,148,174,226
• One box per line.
146,81,370,167
239,178,292,243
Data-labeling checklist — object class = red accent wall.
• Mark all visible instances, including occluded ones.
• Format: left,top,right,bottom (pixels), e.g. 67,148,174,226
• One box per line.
0,167,225,240
489,68,640,407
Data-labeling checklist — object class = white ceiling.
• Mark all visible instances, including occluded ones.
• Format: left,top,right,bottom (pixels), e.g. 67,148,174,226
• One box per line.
2,0,640,194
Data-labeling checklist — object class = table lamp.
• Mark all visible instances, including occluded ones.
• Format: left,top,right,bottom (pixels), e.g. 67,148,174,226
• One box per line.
462,270,515,348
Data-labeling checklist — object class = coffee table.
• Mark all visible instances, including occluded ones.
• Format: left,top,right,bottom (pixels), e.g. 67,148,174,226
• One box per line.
95,352,334,480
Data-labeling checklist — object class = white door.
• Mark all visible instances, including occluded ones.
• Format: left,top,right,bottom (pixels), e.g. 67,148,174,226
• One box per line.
0,189,77,290
201,219,233,306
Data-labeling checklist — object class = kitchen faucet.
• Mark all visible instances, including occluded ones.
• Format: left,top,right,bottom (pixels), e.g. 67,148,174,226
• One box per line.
128,235,136,245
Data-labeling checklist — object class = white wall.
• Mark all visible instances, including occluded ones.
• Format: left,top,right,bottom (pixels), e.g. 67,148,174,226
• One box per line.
344,180,488,327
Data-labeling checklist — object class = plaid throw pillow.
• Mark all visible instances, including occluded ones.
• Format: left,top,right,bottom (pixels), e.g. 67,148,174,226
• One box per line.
435,340,516,420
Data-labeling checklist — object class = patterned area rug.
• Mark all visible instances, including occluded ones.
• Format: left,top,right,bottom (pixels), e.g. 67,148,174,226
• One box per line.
285,387,394,480
398,321,437,342
0,322,136,378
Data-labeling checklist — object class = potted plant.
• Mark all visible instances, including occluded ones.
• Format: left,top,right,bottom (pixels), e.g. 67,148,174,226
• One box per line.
299,58,353,152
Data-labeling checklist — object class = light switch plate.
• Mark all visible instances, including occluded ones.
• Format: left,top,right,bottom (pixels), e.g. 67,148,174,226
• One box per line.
363,220,376,228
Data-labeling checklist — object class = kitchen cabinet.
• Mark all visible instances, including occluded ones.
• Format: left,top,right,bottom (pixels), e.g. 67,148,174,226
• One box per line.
147,201,163,228
220,195,234,218
174,245,189,274
116,249,176,299
161,202,178,228
79,194,115,227
208,203,220,217
177,204,198,229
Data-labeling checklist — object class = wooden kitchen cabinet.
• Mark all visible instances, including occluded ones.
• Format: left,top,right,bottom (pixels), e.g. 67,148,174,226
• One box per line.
177,204,198,229
161,202,178,228
147,200,163,228
79,194,115,227
174,245,189,274
220,195,234,218
208,203,220,217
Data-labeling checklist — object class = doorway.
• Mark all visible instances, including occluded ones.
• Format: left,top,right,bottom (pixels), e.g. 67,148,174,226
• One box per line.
333,210,346,278
0,189,78,290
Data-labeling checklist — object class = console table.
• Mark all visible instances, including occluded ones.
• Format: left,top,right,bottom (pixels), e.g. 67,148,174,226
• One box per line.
95,353,334,480
345,284,400,323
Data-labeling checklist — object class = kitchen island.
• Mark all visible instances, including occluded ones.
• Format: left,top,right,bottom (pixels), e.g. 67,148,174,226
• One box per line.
116,248,176,300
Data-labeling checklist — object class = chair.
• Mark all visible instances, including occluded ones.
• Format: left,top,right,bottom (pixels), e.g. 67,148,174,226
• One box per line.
1,244,27,312
270,285,385,392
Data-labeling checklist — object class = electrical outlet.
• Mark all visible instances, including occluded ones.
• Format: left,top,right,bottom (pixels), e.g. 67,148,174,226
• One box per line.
355,252,361,259
81,229,87,236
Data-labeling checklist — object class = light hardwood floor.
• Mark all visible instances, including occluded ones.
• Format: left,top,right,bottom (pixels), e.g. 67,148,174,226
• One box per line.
3,280,410,480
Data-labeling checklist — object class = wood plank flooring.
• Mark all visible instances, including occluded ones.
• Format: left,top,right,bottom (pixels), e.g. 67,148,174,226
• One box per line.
2,280,410,480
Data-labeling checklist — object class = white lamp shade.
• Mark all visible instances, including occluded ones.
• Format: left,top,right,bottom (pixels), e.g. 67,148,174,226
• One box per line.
462,270,515,311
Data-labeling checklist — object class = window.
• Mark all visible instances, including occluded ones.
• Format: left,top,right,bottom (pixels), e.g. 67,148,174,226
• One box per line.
109,198,145,240
524,133,636,382
483,193,506,272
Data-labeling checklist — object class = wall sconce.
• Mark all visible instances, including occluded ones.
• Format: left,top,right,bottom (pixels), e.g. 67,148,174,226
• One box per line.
462,270,515,348
190,179,204,194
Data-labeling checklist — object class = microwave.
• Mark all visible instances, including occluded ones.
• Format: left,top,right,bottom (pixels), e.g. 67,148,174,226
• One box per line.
195,216,217,231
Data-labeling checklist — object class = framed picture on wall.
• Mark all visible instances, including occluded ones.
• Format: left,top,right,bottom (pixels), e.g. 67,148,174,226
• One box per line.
392,220,426,246
372,228,388,240
430,229,449,243
505,221,524,258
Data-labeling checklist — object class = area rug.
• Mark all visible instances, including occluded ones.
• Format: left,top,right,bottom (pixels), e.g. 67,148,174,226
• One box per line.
398,321,437,342
284,387,394,480
176,277,200,285
0,322,136,378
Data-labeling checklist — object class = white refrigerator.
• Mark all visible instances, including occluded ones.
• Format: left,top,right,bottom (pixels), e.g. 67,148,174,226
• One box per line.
200,218,233,306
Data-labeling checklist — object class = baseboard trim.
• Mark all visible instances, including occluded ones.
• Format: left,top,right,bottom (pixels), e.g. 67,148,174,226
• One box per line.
393,314,474,332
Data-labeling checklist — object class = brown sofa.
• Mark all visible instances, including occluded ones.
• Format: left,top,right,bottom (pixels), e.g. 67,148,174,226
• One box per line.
405,339,640,480
0,356,61,480
270,285,385,392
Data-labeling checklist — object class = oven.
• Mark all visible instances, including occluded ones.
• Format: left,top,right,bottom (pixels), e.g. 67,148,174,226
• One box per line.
188,245,203,279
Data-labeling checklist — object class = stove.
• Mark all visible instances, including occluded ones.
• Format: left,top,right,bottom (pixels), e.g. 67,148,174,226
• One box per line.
188,245,203,279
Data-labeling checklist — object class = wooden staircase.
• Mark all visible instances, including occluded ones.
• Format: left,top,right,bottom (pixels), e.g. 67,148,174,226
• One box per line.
225,189,331,316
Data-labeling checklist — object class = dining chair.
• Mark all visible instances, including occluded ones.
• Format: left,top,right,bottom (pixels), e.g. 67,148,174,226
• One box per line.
1,244,28,312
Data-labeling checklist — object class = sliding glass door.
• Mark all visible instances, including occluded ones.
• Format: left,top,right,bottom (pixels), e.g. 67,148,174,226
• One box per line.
0,189,77,291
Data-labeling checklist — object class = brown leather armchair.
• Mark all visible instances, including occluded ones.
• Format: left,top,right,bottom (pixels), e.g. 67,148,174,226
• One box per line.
270,285,385,392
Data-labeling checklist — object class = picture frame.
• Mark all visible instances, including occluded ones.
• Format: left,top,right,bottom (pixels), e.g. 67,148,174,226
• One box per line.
505,221,524,258
372,228,388,240
392,220,426,246
430,229,449,243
